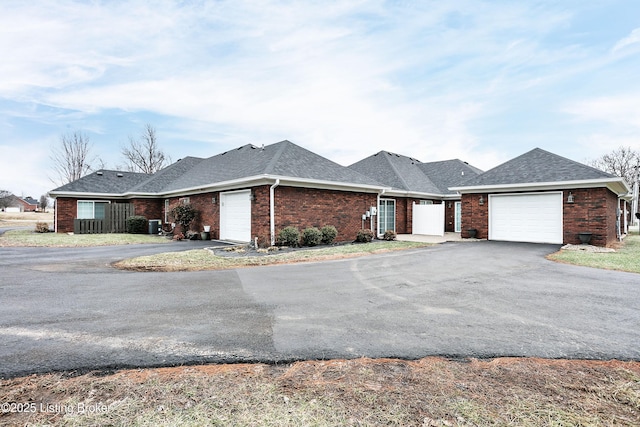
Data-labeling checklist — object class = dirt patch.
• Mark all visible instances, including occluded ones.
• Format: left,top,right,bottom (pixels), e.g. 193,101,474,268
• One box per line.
1,357,638,426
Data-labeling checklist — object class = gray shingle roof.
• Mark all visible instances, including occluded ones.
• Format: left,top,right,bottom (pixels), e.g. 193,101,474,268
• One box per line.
50,170,150,194
160,140,381,192
50,141,382,196
418,159,483,195
456,148,615,188
349,151,482,196
129,156,205,193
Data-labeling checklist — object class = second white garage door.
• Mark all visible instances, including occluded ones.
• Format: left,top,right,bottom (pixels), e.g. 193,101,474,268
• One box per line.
489,192,563,244
220,190,251,242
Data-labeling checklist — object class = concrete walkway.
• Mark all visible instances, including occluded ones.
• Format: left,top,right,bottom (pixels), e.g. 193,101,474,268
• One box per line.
396,232,471,243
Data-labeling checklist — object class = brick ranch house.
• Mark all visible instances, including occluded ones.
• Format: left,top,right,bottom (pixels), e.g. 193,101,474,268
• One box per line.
50,141,389,245
450,148,632,247
49,142,631,247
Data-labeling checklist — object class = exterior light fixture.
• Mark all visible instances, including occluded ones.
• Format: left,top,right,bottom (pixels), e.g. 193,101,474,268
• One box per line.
448,201,452,208
567,192,574,204
479,195,484,205
250,192,255,201
212,196,217,204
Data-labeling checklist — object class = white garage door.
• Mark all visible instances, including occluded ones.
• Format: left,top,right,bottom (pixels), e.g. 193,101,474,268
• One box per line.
489,192,563,244
220,190,251,242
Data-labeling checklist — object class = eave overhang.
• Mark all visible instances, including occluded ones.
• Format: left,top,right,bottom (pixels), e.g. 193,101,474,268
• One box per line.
50,174,390,199
449,177,631,197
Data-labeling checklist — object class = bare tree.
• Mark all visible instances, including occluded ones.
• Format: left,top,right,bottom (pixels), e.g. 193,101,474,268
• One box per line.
588,146,639,185
50,131,96,185
39,194,49,212
121,124,169,174
0,189,12,210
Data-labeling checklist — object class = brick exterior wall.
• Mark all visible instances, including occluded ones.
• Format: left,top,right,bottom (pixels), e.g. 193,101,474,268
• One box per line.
54,197,77,233
272,186,378,244
131,198,163,222
461,188,621,246
55,189,461,240
563,188,619,247
460,193,489,239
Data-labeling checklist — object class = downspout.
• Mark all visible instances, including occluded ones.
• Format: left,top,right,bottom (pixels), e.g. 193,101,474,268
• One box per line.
376,189,386,237
270,179,280,246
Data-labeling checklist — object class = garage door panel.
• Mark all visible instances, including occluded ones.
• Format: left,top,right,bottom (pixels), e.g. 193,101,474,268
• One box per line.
220,190,251,242
489,193,562,244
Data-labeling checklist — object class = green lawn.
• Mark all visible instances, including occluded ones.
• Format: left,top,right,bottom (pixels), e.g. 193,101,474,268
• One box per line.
0,229,170,247
115,241,430,271
548,234,640,274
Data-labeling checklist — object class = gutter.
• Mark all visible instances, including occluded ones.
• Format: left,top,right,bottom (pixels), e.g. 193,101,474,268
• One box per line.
270,179,280,246
449,177,630,196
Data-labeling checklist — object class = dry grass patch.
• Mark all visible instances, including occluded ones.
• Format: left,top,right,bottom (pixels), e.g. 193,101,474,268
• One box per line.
548,235,640,274
114,241,430,271
0,229,170,247
1,357,639,426
0,211,53,228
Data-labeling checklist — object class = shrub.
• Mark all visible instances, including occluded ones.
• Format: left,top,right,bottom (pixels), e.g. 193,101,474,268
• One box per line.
301,227,322,246
34,222,49,233
170,204,198,233
277,226,300,247
321,225,338,244
383,230,397,241
126,216,148,234
355,229,374,243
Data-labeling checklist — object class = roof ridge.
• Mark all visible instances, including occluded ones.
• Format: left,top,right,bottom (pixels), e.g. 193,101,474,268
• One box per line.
263,140,291,174
383,152,413,191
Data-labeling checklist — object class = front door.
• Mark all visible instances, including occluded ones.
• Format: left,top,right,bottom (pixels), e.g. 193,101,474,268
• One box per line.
454,201,462,233
378,199,395,235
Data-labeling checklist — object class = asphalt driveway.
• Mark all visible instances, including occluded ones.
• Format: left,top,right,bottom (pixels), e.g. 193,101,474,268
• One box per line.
1,240,638,378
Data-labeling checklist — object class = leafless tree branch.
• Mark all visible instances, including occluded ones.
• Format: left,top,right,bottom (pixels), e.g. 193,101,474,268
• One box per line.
122,124,169,174
50,131,96,186
588,146,639,185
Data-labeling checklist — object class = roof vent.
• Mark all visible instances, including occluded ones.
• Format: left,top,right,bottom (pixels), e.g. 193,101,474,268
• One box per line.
117,173,124,178
96,171,103,176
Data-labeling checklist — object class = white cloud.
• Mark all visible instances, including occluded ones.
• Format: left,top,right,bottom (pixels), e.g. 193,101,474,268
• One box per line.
613,27,640,53
1,0,638,182
563,95,640,129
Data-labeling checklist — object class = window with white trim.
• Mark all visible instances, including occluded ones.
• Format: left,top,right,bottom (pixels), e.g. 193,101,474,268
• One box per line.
164,199,170,223
419,200,434,205
77,201,108,219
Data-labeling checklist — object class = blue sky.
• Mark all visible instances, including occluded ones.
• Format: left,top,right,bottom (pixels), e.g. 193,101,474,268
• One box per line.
1,0,639,198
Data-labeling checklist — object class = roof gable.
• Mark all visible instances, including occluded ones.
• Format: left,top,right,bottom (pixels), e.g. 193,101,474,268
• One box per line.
459,148,615,187
349,151,442,195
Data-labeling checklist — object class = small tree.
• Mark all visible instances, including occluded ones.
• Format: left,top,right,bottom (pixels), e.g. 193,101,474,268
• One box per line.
39,194,49,212
0,189,12,210
170,204,197,233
